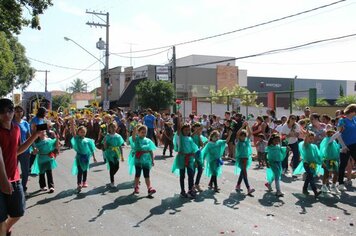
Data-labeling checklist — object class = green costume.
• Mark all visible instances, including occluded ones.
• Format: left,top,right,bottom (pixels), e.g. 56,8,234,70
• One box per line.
234,138,253,175
128,136,156,175
319,137,340,172
201,140,226,177
192,134,208,167
293,141,324,176
172,133,199,175
71,136,96,175
104,133,125,170
31,138,58,175
265,145,287,183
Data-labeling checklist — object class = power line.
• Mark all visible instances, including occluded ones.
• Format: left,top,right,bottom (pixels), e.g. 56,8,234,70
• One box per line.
110,48,170,58
111,0,348,55
238,60,356,66
27,56,101,71
177,32,356,68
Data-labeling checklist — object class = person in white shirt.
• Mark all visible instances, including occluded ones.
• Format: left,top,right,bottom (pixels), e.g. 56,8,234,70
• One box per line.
281,115,301,173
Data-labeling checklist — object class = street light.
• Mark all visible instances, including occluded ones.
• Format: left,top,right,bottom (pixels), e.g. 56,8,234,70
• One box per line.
63,37,105,66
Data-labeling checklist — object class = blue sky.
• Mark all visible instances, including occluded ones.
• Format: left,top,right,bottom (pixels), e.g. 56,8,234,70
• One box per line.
18,0,356,92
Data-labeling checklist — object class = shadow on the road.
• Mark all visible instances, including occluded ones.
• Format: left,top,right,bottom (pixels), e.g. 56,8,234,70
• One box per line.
27,189,76,209
258,192,285,207
222,192,246,210
292,192,318,214
134,194,191,227
154,155,174,160
281,175,294,183
195,190,220,205
89,162,106,168
89,194,147,222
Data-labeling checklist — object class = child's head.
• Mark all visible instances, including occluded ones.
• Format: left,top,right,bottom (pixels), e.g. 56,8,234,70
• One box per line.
257,133,265,140
325,129,335,137
191,122,201,132
38,130,46,140
238,129,247,141
181,123,191,136
137,125,147,138
304,131,315,143
209,130,220,142
268,133,280,146
108,122,117,134
77,126,87,137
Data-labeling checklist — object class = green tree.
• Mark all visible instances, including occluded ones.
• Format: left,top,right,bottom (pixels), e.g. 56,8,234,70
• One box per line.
210,85,259,106
52,94,71,111
0,32,34,96
136,80,174,111
0,0,53,35
67,79,88,93
336,95,356,106
294,97,329,109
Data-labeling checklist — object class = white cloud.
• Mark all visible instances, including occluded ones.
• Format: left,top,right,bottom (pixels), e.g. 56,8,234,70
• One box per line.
56,0,85,17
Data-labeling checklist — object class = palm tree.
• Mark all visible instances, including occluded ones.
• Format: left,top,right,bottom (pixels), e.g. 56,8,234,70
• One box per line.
67,78,87,93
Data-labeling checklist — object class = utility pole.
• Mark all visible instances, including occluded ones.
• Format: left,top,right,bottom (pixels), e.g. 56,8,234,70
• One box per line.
86,10,110,110
36,70,50,92
172,46,177,113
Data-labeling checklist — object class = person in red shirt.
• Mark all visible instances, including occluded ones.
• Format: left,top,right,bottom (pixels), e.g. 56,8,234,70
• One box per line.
0,98,40,236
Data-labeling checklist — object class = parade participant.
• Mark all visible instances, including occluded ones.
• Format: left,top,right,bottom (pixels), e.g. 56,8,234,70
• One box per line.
29,107,47,171
235,121,255,195
337,104,356,191
172,114,199,198
162,121,174,157
293,132,322,198
97,114,113,162
191,123,208,192
0,98,40,236
281,115,301,172
128,125,156,196
70,123,97,193
31,131,59,193
201,114,210,137
13,105,31,197
319,129,341,194
143,109,157,146
307,113,326,146
201,130,231,192
104,122,125,188
265,133,287,197
256,133,267,168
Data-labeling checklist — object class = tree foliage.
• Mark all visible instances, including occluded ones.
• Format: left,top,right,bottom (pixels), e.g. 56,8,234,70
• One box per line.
136,80,174,111
335,95,356,106
294,97,329,109
0,0,53,35
210,85,260,106
67,79,88,93
52,94,71,111
0,32,34,96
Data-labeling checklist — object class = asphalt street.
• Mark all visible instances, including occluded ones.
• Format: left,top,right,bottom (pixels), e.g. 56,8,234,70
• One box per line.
14,145,356,236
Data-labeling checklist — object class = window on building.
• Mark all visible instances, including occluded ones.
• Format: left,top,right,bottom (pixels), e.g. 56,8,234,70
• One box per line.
354,82,356,91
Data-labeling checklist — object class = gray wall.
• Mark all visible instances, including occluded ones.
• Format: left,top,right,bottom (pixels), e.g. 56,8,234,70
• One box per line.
294,79,346,100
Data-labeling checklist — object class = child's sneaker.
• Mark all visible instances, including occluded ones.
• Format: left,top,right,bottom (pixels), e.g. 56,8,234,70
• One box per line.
303,189,310,195
49,187,55,193
187,190,196,199
109,182,116,188
338,184,347,191
330,185,341,195
265,182,272,191
276,191,284,197
77,184,82,193
134,186,139,194
40,187,48,192
214,187,220,193
148,187,156,196
82,182,88,188
321,185,330,193
247,187,255,195
235,184,241,192
180,191,188,198
194,184,203,192
314,190,322,199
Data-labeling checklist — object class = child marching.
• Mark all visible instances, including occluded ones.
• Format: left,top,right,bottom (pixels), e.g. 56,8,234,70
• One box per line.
293,132,323,198
172,113,199,198
264,133,287,197
128,125,157,196
31,130,60,193
191,123,208,192
104,122,125,188
235,121,255,195
70,122,97,193
201,130,231,192
319,129,341,194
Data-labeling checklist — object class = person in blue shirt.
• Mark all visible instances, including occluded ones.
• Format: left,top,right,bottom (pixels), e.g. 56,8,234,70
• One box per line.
13,106,31,197
144,108,157,146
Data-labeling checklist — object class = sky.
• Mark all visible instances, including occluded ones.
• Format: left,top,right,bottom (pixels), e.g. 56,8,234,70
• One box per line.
17,0,356,93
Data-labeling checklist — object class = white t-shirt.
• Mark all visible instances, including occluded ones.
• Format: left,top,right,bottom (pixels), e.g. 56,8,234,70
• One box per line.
281,123,301,144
